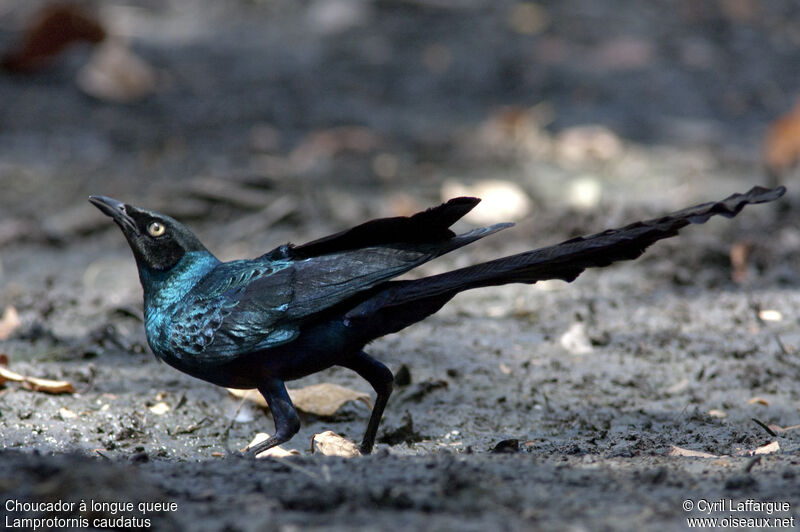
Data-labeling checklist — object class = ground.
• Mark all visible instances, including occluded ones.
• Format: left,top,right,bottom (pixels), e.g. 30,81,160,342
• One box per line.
1,0,800,530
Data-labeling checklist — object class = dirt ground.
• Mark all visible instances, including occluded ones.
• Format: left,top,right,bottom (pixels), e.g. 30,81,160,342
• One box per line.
2,0,800,530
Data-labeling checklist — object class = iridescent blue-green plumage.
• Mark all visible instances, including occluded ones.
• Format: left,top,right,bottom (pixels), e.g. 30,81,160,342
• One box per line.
89,186,785,455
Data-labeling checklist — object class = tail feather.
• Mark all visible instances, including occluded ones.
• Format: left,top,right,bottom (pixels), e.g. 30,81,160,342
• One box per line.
289,197,483,258
347,186,785,323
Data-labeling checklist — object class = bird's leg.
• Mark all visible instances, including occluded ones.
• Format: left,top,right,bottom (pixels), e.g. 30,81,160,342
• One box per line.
244,377,301,457
340,351,394,455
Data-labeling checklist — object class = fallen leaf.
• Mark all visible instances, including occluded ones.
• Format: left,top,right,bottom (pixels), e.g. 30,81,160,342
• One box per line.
768,423,800,434
22,376,75,394
2,3,106,73
290,383,372,416
735,441,780,456
227,388,266,407
228,383,372,417
0,366,24,384
0,361,75,394
310,430,361,457
748,397,770,406
149,402,170,415
755,441,780,455
245,433,300,458
668,445,718,458
258,447,300,458
0,306,21,340
76,38,157,103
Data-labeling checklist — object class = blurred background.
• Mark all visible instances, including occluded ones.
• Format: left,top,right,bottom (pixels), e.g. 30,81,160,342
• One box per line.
2,4,800,524
1,0,799,241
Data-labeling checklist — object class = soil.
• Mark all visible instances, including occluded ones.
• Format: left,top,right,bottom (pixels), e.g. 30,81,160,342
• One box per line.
1,0,800,530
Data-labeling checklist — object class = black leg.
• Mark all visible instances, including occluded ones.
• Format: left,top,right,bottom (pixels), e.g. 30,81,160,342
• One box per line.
244,377,301,457
340,351,394,455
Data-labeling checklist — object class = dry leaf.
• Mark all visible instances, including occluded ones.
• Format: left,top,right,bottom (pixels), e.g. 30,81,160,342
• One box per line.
228,383,372,417
259,447,301,458
748,397,770,406
0,366,25,384
22,376,75,394
227,388,267,407
0,306,21,340
149,402,170,415
754,441,780,455
735,441,780,456
311,430,361,457
245,433,300,458
2,3,106,73
289,383,372,416
0,362,75,394
768,423,800,434
668,445,718,458
76,39,157,103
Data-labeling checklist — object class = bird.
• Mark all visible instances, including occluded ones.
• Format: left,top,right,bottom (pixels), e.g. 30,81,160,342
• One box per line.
89,186,785,456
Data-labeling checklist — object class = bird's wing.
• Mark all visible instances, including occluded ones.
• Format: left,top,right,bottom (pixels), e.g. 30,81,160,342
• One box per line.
167,222,509,363
165,197,516,364
166,260,297,362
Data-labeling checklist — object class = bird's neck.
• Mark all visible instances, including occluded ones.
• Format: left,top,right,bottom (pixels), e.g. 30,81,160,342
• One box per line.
139,251,220,311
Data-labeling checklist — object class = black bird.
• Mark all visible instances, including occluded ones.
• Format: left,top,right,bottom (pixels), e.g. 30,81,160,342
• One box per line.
89,186,784,455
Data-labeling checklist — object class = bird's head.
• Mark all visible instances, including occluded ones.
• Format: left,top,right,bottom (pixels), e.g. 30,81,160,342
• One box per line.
89,195,210,272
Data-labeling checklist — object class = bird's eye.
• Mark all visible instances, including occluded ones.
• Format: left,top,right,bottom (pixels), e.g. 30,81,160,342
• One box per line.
147,221,166,237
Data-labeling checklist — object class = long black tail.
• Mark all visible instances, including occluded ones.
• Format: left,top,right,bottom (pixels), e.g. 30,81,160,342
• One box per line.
347,186,785,334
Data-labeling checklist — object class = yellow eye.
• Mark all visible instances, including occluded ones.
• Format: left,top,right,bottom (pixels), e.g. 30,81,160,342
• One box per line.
147,221,166,237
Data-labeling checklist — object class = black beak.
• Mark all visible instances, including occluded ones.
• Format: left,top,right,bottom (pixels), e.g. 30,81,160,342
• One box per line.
89,195,137,233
